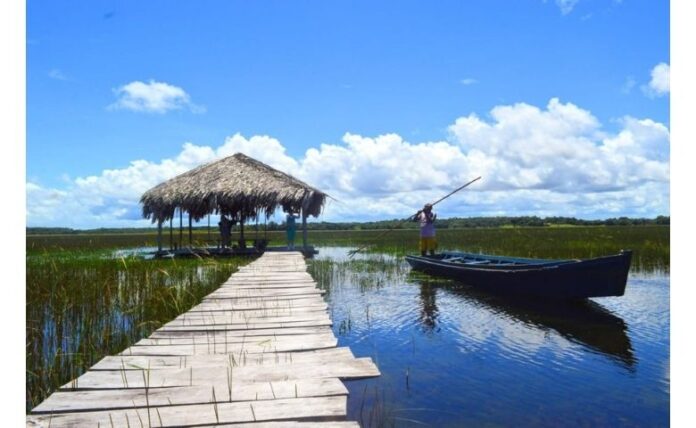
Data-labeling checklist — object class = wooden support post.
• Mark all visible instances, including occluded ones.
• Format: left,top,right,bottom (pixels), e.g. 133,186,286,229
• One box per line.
302,210,308,250
240,219,245,248
179,208,183,249
157,219,163,252
169,217,173,250
188,215,193,246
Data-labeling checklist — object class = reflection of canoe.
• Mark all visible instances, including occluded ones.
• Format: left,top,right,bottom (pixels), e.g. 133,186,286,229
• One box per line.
405,250,632,299
412,275,636,368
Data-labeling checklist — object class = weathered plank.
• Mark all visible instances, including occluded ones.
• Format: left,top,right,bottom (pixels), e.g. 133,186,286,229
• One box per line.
186,303,328,319
153,325,332,336
190,299,328,312
207,289,325,298
62,358,377,390
166,313,331,326
27,396,347,427
92,348,355,371
200,295,327,305
137,329,334,345
35,378,346,413
119,336,338,356
221,282,319,289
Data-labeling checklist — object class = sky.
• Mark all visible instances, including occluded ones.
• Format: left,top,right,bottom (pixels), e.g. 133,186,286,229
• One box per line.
26,0,670,228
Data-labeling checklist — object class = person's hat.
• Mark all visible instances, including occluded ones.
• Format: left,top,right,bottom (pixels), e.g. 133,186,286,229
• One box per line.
424,203,432,209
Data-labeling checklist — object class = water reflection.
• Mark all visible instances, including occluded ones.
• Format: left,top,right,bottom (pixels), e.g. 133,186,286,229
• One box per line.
310,247,668,426
410,273,636,369
418,283,440,333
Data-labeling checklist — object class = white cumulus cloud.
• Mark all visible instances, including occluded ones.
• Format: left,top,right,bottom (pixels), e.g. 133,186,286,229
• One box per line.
109,80,204,113
27,98,670,228
642,62,670,97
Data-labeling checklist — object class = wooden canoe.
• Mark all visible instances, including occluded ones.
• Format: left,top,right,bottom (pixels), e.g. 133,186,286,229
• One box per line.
405,250,632,299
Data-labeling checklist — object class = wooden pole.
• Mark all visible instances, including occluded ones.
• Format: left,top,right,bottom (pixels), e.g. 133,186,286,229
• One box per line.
188,215,193,246
157,219,162,252
302,209,308,250
179,208,183,249
240,218,245,248
169,217,173,250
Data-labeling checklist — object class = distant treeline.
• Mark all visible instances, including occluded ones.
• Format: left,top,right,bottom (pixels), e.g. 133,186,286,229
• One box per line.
283,215,671,230
26,215,670,235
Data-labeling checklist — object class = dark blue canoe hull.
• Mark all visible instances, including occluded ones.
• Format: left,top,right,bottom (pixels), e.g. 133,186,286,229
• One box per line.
405,250,632,299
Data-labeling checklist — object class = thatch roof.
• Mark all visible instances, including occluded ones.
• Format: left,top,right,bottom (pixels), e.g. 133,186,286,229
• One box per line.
140,153,327,223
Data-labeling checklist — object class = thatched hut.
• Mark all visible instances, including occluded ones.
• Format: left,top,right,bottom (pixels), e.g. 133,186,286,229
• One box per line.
140,153,327,252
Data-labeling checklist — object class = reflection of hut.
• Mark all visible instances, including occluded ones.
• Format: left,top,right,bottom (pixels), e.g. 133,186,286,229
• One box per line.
140,153,327,255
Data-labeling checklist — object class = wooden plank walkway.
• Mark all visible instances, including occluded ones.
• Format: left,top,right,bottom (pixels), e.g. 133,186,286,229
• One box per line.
27,252,380,427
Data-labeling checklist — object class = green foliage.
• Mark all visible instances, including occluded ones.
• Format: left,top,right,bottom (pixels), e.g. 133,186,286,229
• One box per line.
26,252,251,412
306,227,670,272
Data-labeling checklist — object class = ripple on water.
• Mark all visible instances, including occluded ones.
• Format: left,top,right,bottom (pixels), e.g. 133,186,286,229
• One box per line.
311,248,669,427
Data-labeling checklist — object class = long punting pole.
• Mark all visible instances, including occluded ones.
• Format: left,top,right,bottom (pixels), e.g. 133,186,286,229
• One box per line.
348,176,482,257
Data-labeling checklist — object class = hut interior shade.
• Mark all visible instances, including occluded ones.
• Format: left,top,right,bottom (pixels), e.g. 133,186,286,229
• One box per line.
140,153,328,223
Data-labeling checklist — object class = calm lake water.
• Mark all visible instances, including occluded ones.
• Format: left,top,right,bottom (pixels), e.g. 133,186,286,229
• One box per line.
309,247,669,427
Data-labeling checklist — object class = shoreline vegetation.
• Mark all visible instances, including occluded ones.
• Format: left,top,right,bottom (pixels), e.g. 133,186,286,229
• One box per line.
27,226,669,272
26,215,669,236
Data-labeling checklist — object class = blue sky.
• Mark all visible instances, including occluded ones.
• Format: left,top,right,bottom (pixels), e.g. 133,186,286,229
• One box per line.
26,0,670,228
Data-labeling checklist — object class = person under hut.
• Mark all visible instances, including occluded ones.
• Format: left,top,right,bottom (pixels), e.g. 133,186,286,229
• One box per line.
285,210,300,250
414,203,437,256
218,215,234,249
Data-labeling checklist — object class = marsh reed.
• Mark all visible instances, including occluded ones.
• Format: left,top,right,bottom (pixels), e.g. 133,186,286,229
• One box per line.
26,251,252,411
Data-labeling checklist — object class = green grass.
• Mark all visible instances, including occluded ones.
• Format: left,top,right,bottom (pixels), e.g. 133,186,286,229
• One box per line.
27,225,670,270
26,251,254,412
305,226,669,272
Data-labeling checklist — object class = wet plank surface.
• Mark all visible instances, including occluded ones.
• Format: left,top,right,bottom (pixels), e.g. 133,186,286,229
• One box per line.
28,252,379,427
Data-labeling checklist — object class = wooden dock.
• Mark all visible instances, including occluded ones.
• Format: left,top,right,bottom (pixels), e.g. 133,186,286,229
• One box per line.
27,252,379,427
153,246,319,259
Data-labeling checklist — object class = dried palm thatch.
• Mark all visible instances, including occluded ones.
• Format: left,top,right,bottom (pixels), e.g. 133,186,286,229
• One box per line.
140,153,327,223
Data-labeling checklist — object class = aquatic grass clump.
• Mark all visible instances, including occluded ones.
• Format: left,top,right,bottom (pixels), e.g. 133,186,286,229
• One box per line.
305,226,669,272
26,251,252,412
309,254,411,295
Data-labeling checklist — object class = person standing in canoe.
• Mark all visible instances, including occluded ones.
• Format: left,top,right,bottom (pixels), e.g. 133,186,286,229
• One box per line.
286,210,300,250
414,203,437,256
